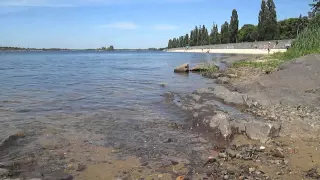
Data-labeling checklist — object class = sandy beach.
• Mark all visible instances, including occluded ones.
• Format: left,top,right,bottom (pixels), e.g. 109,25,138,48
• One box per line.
168,48,287,55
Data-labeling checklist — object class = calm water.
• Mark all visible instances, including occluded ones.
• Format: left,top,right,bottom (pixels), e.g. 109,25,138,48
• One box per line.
0,51,224,171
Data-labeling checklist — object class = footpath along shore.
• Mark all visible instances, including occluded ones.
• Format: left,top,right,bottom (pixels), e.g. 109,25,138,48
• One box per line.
167,52,320,179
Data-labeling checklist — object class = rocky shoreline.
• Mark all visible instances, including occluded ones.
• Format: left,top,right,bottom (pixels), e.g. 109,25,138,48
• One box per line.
166,54,320,179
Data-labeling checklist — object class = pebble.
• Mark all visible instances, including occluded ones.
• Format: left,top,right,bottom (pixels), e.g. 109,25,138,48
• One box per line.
77,164,87,171
223,175,229,179
60,175,74,180
218,153,227,158
249,167,256,173
236,154,242,159
0,168,9,176
255,171,262,175
271,148,284,158
259,146,266,151
227,149,237,158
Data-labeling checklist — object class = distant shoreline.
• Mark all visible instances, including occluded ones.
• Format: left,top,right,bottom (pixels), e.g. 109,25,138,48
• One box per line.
0,47,165,52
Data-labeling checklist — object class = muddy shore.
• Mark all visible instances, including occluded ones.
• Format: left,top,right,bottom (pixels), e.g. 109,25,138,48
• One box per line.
1,54,320,180
168,53,320,180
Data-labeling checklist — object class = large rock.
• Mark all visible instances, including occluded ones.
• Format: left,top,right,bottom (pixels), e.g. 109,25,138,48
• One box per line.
245,120,281,143
190,64,205,72
215,77,229,84
207,112,232,138
174,63,189,73
212,86,245,105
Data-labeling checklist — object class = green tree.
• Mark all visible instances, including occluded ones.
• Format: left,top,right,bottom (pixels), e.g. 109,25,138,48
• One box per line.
237,24,258,42
258,0,267,40
210,24,221,44
265,0,279,40
310,0,320,11
184,34,189,46
278,16,309,39
168,39,172,49
200,25,209,45
221,21,230,44
190,30,194,46
229,9,239,43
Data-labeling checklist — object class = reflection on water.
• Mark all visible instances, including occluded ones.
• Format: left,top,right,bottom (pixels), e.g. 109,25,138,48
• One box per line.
0,51,223,177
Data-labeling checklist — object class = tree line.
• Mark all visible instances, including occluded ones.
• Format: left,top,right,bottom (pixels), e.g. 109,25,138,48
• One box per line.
168,0,315,49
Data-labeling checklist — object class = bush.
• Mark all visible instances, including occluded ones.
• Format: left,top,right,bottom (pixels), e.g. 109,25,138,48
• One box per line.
275,19,320,60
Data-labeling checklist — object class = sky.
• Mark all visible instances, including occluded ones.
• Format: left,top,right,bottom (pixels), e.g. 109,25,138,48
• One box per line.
0,0,313,49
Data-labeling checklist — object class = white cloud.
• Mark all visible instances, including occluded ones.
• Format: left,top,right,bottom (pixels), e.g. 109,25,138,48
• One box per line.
102,22,138,30
152,24,178,30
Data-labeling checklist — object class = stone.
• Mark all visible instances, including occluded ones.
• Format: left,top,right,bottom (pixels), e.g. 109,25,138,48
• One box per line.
249,167,256,173
226,149,237,158
212,86,244,105
215,77,229,84
77,164,87,171
113,142,125,149
163,92,174,100
174,63,189,73
0,168,9,176
190,64,206,72
245,120,281,143
271,148,284,158
61,175,74,180
227,74,237,78
223,175,229,179
208,112,232,138
218,153,227,158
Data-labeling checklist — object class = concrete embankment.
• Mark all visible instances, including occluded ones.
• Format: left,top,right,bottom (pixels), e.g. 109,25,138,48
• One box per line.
167,39,292,55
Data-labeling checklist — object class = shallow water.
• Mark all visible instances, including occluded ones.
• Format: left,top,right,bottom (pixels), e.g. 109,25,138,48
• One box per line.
0,51,228,177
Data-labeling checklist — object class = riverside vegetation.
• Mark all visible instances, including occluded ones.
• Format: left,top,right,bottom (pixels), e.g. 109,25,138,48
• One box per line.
167,0,318,49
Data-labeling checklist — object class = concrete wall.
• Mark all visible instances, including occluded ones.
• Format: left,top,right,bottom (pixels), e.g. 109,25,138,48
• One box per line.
169,39,293,50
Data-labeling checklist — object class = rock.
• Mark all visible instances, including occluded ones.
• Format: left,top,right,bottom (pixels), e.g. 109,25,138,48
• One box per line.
0,162,14,168
212,86,244,105
305,167,320,179
28,179,42,180
60,175,73,180
249,167,256,173
259,146,266,151
190,64,205,72
208,112,232,138
77,164,87,172
226,149,237,158
245,120,281,143
141,162,148,166
164,138,173,143
174,63,189,73
160,83,167,87
223,175,229,179
271,148,284,158
113,142,125,149
218,153,227,158
203,72,224,79
215,77,229,84
227,74,237,78
0,168,9,176
163,92,174,100
190,94,201,102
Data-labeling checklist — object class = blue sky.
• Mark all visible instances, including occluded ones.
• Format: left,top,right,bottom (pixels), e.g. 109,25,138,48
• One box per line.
0,0,313,49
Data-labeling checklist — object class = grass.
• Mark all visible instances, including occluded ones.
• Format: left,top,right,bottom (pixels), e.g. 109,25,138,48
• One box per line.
231,24,320,72
201,63,219,73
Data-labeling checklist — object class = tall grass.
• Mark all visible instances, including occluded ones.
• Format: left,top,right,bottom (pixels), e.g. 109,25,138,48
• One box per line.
274,25,320,61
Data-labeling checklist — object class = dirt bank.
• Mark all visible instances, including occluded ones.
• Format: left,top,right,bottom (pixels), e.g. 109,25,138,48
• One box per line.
166,54,320,179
